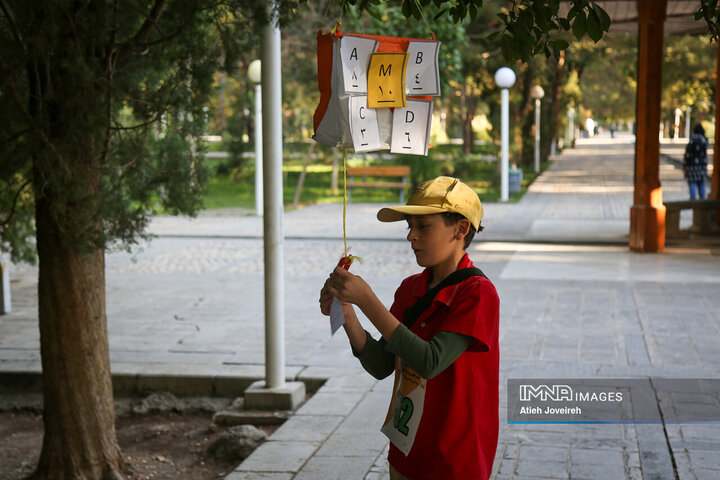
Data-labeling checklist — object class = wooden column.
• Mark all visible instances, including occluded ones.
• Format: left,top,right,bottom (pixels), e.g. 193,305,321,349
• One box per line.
712,41,720,201
630,0,666,252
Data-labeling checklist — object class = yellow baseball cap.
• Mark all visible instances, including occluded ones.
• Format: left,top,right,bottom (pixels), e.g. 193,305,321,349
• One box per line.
377,176,483,229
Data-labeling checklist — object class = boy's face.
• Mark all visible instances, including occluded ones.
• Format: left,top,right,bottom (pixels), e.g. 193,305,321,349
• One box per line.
405,214,468,269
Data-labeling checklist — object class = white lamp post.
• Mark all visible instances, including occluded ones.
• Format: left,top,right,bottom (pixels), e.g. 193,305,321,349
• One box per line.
248,59,263,217
260,0,285,392
674,107,681,140
685,106,692,139
0,256,10,314
494,67,516,202
531,85,545,174
244,0,304,411
568,106,576,145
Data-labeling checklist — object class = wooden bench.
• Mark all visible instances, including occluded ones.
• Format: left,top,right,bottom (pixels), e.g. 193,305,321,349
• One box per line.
347,166,410,203
664,199,720,238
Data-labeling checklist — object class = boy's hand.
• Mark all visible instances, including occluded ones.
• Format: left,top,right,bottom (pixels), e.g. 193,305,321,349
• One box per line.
326,266,374,308
319,279,334,316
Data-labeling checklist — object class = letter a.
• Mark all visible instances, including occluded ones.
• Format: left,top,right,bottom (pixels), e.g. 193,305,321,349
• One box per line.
350,47,358,61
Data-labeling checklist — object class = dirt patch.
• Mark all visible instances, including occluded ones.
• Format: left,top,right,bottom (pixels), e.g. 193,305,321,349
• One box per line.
0,409,277,480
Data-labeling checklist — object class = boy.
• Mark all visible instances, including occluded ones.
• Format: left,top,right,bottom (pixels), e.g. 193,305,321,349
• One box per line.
320,176,500,480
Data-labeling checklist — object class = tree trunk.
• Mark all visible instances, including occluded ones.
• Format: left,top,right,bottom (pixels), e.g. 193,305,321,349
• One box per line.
293,142,316,208
216,72,227,132
30,194,123,480
462,80,475,155
28,36,124,471
518,64,535,168
331,148,340,196
547,50,566,158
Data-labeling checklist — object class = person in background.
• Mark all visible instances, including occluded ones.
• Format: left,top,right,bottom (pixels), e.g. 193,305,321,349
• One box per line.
683,124,709,200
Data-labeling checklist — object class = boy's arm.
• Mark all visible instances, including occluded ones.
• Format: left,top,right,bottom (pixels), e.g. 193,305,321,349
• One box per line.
354,282,478,380
386,324,474,379
337,302,395,379
327,268,474,379
352,330,396,380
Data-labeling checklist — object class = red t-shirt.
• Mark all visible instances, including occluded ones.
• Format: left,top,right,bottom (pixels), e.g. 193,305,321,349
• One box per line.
387,254,500,480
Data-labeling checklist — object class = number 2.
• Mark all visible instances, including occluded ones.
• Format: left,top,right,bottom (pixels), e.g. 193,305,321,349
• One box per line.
393,396,414,436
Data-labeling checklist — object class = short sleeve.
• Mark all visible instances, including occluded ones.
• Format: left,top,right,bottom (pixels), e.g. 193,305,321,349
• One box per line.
440,278,500,352
389,275,420,321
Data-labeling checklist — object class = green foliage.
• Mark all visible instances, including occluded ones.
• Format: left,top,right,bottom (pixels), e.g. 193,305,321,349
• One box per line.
340,0,615,62
0,0,304,262
567,34,638,124
663,35,717,116
407,154,442,189
696,0,720,41
491,1,610,62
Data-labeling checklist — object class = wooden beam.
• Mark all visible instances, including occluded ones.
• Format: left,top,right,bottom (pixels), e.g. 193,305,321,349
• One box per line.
630,0,667,252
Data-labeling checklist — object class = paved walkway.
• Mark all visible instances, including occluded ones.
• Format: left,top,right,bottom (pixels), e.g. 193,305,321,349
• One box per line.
2,136,720,479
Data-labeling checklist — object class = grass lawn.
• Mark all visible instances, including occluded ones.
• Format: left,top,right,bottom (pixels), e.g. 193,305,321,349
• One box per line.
201,145,546,211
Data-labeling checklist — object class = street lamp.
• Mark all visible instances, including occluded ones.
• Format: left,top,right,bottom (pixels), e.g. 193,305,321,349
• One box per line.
531,85,545,174
674,107,681,140
494,67,516,202
248,59,263,216
685,106,692,139
567,106,576,146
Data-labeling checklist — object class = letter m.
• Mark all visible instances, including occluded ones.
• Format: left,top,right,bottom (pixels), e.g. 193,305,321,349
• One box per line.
520,384,573,401
379,64,392,76
520,385,555,401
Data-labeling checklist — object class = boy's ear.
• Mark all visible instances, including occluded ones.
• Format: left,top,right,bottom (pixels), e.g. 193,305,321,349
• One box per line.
455,218,471,239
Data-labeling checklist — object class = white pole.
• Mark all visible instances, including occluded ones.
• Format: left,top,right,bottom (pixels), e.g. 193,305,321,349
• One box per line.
534,98,541,174
685,106,692,139
500,88,509,201
254,83,263,216
262,0,284,389
0,257,10,314
674,108,681,140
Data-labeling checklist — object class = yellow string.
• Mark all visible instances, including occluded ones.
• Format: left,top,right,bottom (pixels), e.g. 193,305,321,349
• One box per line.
343,147,348,257
412,0,435,39
341,147,362,267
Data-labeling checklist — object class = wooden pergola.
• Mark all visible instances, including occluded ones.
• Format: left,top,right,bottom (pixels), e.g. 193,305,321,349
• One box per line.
586,1,720,251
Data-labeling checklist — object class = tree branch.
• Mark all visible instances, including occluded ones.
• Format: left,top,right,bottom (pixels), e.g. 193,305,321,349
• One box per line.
699,0,720,39
0,0,24,50
0,128,29,146
0,178,32,230
110,111,165,132
112,0,167,66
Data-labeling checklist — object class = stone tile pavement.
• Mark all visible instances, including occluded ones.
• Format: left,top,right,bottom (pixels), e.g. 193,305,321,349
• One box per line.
2,136,720,479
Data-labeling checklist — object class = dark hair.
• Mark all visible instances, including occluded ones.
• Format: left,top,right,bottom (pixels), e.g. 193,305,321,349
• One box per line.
441,212,482,249
694,123,705,136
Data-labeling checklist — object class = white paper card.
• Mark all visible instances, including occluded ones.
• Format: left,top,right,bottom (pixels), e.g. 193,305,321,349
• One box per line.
404,41,441,96
330,297,346,335
349,95,382,152
390,99,433,156
340,35,378,95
